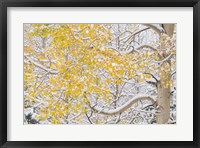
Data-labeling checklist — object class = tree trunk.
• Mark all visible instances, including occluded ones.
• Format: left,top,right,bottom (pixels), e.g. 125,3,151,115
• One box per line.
155,24,174,124
163,24,175,37
156,68,170,124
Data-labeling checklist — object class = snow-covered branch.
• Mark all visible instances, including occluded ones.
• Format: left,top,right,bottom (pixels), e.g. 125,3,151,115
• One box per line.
144,73,159,82
143,24,165,35
171,71,176,77
25,55,58,74
124,27,150,44
127,44,159,54
154,53,175,64
91,95,155,115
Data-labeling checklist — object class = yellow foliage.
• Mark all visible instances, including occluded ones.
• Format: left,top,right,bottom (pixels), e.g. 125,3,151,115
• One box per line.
24,24,176,124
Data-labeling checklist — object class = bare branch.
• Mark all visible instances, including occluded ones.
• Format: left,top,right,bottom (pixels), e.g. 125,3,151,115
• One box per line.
85,112,94,124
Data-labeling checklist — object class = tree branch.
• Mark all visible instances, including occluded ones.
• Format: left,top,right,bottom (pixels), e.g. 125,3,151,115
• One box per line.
171,71,176,77
127,44,159,54
144,72,159,82
154,53,175,64
90,95,155,115
143,24,165,35
25,55,58,74
124,27,150,44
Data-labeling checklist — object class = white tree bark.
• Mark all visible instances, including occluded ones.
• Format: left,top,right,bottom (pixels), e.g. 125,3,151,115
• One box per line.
155,24,174,124
156,69,171,124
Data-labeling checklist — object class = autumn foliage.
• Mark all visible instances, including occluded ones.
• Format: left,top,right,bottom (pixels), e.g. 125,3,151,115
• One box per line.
24,24,176,124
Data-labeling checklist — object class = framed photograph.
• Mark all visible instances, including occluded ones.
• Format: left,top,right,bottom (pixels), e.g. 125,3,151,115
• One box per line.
0,0,199,147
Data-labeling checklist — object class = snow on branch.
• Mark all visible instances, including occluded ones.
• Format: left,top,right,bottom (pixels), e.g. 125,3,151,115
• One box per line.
124,27,150,44
143,24,165,35
90,95,155,115
154,53,175,64
25,55,58,74
171,71,176,77
127,44,159,54
144,72,159,82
